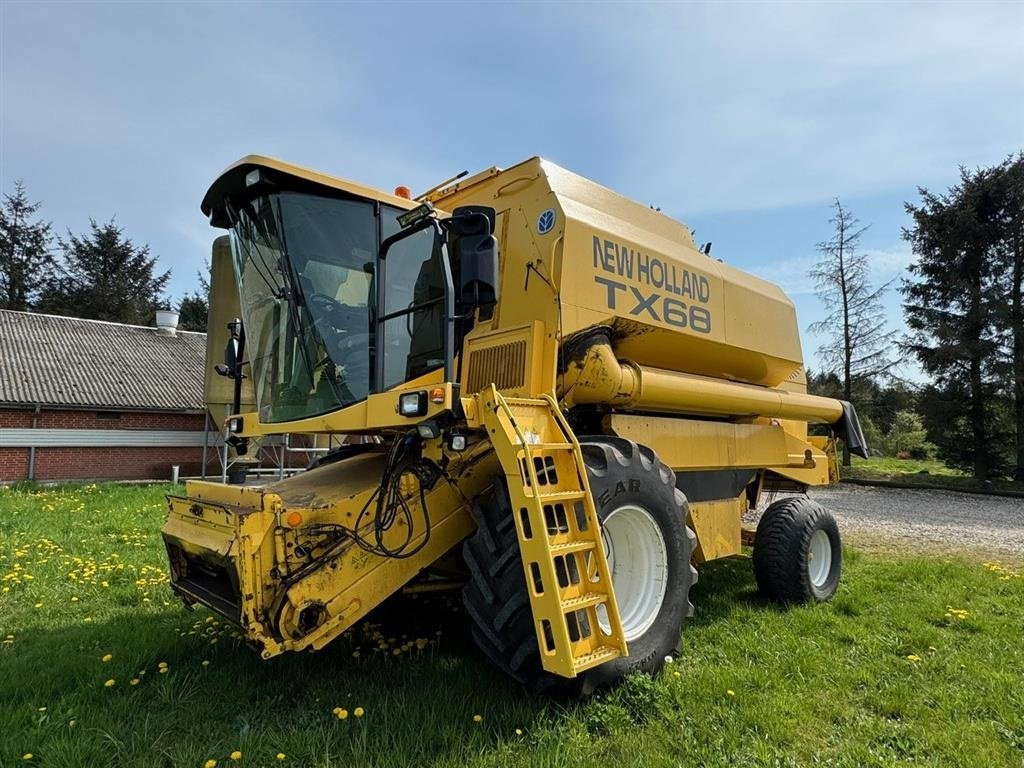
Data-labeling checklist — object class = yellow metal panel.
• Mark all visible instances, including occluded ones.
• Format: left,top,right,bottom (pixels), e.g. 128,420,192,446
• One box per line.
234,378,452,436
687,497,744,563
607,414,830,486
433,157,804,388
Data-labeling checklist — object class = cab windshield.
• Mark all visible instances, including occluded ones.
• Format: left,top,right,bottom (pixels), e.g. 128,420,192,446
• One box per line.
229,191,445,423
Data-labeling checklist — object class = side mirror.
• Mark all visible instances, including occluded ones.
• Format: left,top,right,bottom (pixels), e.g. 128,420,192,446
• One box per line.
215,318,242,378
451,206,499,312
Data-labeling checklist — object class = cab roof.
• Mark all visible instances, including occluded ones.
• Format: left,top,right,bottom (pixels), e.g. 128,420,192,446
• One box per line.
201,155,419,228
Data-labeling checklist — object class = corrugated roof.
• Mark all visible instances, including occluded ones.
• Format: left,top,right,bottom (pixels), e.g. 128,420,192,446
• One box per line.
0,310,206,412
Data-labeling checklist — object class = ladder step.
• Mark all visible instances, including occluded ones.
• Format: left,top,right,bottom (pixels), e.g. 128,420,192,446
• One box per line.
550,540,596,556
573,645,621,672
537,490,586,502
560,591,608,611
522,442,575,451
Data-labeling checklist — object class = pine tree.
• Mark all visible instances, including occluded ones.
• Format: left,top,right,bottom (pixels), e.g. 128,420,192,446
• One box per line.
37,218,170,325
991,154,1024,480
0,181,54,310
902,167,1007,480
808,199,897,465
176,262,210,332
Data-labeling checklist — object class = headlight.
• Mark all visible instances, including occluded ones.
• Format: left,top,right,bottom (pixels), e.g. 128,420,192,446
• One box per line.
398,391,427,417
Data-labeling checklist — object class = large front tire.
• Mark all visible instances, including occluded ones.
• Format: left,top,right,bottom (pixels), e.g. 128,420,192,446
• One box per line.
462,439,696,696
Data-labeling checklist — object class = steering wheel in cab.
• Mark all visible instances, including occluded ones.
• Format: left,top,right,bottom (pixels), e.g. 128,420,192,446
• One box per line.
307,292,371,366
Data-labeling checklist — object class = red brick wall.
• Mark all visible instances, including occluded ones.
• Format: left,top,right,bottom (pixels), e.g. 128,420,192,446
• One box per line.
0,406,208,482
0,408,204,430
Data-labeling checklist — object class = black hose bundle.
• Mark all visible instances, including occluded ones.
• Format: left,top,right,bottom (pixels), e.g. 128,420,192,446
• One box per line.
350,431,435,559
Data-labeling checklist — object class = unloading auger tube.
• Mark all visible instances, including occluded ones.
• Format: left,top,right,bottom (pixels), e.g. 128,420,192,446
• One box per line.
559,329,868,457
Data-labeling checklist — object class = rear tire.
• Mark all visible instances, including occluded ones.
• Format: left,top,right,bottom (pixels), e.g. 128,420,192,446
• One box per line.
462,439,696,696
753,497,841,603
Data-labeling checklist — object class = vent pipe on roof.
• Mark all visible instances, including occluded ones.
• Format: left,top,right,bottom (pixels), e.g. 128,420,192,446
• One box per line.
155,309,179,336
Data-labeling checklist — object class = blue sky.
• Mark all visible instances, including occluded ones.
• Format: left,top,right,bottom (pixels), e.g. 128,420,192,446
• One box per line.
2,2,1022,378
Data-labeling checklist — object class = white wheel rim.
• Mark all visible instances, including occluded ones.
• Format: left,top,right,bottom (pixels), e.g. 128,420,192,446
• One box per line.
808,529,832,588
595,504,668,641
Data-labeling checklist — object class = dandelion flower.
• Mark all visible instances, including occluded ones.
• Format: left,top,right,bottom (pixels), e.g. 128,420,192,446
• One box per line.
130,678,140,686
515,728,523,736
726,689,735,697
202,660,210,667
673,671,681,678
276,755,286,761
204,761,217,768
38,707,46,712
473,714,483,723
71,596,79,602
69,720,76,727
104,679,115,687
906,654,922,663
158,661,168,668
354,707,365,718
23,754,33,761
34,603,42,609
230,751,242,761
337,708,348,720
102,654,113,663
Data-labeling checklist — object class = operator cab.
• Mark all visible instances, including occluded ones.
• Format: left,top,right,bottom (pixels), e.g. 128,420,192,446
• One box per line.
201,156,497,430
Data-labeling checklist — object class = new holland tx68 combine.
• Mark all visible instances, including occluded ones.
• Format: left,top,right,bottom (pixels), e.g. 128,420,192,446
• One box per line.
162,156,867,695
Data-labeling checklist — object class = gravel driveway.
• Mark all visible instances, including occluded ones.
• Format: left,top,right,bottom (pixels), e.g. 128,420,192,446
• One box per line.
747,483,1024,563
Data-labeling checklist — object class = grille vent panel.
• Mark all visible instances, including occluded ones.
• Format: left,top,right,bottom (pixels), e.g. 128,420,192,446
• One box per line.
466,340,527,393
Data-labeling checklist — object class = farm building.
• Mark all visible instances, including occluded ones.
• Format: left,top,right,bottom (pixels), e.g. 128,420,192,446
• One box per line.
0,309,209,482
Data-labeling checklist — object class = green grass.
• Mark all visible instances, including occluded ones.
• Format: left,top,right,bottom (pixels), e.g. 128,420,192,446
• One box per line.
1,483,1023,768
846,457,1024,494
850,456,964,477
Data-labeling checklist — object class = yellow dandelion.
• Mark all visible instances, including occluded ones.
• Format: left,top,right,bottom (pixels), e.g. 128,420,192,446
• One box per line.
101,654,113,663
23,755,33,761
204,761,217,768
38,707,46,712
726,689,736,697
336,708,349,720
354,707,365,718
276,755,286,762
473,714,482,723
70,596,79,602
158,661,168,668
907,654,922,663
230,751,242,761
159,667,169,674
515,728,523,736
104,679,115,687
34,602,42,609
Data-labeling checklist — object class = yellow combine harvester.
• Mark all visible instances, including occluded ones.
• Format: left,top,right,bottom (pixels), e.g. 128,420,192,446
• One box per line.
162,156,867,695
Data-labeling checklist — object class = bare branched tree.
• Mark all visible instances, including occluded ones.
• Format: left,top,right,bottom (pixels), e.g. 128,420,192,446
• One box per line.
809,199,897,465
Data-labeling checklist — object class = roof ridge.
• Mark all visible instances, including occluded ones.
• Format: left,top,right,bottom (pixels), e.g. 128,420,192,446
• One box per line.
0,308,206,335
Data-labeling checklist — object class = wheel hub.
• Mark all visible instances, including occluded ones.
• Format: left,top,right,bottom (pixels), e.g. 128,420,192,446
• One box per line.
596,504,669,641
807,529,832,588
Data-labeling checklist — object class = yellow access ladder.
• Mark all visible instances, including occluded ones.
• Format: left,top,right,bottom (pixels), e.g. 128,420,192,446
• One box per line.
479,386,627,677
